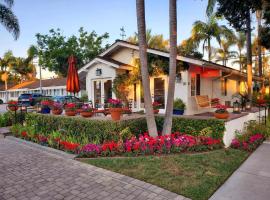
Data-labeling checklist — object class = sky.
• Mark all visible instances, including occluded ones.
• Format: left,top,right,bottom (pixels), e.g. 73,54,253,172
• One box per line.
0,0,257,78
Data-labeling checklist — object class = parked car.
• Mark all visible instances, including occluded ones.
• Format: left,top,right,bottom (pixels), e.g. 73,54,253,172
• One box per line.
53,95,81,105
18,93,43,106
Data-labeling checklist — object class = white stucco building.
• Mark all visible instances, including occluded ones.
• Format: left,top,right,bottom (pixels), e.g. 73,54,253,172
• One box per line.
78,40,262,115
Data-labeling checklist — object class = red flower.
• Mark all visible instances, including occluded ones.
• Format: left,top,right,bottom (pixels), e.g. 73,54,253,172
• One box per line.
21,131,27,137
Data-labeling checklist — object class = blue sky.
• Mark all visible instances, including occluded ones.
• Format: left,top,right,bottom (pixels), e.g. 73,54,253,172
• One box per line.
0,0,213,57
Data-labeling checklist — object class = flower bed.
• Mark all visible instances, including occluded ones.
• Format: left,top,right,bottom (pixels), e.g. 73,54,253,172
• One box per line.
231,133,265,151
10,124,223,157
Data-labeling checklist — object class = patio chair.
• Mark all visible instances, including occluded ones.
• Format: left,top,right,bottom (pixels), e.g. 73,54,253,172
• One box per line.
194,95,219,110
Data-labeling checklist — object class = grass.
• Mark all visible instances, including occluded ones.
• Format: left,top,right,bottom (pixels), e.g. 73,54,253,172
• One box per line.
81,149,249,200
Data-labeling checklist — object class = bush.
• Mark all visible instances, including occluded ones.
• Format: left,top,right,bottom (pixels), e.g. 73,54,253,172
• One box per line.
0,111,26,127
25,113,225,144
173,98,186,110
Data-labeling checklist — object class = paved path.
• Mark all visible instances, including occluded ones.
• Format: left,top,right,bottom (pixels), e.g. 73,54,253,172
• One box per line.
0,137,187,200
210,142,270,200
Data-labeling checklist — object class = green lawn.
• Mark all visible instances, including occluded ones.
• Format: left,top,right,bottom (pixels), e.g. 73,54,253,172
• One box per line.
81,149,249,200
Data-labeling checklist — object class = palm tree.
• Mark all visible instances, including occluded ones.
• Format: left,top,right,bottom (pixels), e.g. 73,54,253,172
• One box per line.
215,39,237,66
232,54,247,72
234,32,246,71
136,0,158,136
206,0,217,17
0,0,20,40
190,14,233,61
0,50,15,71
127,29,169,50
162,0,177,135
246,12,253,100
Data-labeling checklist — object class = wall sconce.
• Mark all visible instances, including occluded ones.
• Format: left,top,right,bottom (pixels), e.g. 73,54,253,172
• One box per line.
96,68,102,76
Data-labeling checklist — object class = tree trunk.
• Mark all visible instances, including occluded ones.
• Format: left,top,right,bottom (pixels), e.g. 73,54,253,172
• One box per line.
136,0,158,136
239,49,242,72
162,0,177,135
256,10,263,77
246,11,253,100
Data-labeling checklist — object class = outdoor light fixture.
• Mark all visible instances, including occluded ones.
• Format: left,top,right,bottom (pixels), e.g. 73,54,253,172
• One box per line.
96,68,102,76
245,100,252,110
233,100,241,114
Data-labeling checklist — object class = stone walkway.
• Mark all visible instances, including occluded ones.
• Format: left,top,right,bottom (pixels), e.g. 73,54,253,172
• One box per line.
0,137,188,200
210,142,270,200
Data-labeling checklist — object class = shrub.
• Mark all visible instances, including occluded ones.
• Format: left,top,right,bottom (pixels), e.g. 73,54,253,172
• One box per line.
173,98,186,110
25,113,225,144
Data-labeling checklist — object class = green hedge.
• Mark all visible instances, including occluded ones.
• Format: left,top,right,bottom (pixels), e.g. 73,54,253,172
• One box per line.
25,113,225,144
0,111,26,127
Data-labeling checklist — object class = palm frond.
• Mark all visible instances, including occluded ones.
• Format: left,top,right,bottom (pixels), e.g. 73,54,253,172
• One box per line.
206,0,217,17
2,0,14,8
0,4,20,39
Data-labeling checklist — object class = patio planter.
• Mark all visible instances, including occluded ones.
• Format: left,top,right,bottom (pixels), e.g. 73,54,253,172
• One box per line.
52,109,63,115
76,108,83,114
109,108,122,121
8,105,18,111
173,109,184,115
80,111,94,118
41,107,51,114
65,110,77,116
214,112,229,119
153,109,159,114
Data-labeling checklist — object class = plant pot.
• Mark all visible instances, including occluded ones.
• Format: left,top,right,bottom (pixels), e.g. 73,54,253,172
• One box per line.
76,108,83,114
80,111,93,118
153,109,159,114
109,108,122,121
52,109,63,115
65,110,77,116
8,105,18,111
214,112,229,119
41,107,51,114
173,109,184,115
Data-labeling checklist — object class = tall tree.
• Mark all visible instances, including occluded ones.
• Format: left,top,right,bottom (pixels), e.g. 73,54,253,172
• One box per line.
127,29,169,50
136,0,158,136
0,0,19,39
36,28,109,76
162,0,177,135
234,32,246,71
190,14,233,61
256,9,263,76
215,0,262,99
215,39,237,66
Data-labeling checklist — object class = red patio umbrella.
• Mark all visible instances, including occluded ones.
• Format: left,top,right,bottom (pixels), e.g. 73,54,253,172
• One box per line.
66,55,80,95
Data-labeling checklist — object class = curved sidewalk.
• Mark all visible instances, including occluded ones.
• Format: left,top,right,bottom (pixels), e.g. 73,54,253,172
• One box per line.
210,142,270,200
0,136,188,200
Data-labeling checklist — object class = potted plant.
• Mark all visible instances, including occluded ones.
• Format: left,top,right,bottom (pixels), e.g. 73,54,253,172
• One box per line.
80,104,94,118
214,104,229,119
173,98,186,115
108,98,122,121
7,100,18,111
51,102,63,115
152,102,161,114
40,100,52,114
65,103,77,116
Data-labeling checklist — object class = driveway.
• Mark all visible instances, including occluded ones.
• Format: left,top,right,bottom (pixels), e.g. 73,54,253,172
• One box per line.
0,137,187,200
210,142,270,200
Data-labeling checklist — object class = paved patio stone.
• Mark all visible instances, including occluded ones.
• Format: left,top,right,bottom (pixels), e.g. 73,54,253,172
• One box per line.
0,137,186,200
210,142,270,200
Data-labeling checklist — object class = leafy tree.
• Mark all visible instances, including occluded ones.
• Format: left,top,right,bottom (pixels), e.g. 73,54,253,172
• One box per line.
0,0,19,39
215,39,237,66
189,14,234,61
215,0,262,99
178,39,203,59
127,29,169,50
36,28,109,76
